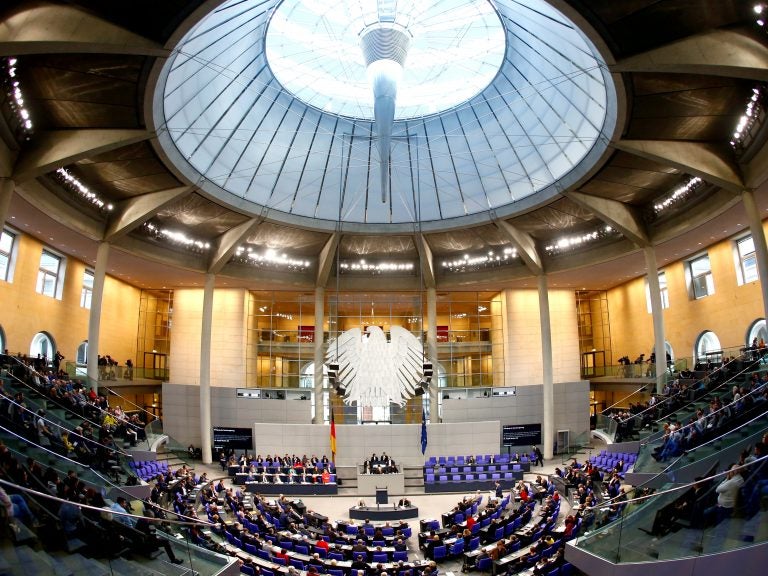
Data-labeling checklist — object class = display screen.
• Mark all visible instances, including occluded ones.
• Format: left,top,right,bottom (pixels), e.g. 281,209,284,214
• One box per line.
502,424,541,446
212,427,253,451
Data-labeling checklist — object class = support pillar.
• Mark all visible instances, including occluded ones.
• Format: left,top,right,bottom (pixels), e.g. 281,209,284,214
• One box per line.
426,287,438,422
538,275,554,460
644,246,667,393
742,189,768,321
200,273,215,464
313,287,325,424
0,178,13,230
86,242,109,385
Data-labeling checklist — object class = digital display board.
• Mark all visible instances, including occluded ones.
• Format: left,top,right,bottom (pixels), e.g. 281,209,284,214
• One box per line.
212,427,253,451
502,423,541,447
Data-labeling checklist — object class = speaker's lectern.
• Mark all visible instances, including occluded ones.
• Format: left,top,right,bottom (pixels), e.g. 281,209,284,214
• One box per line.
375,488,388,509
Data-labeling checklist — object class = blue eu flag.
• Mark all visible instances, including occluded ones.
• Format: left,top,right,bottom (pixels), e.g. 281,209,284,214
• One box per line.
421,409,428,454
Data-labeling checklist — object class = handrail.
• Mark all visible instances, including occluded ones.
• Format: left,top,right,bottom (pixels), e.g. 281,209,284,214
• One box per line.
626,352,757,430
641,383,767,449
2,354,105,429
658,406,768,475
3,393,133,459
0,421,125,485
2,354,150,450
104,385,157,422
600,383,651,415
0,476,214,527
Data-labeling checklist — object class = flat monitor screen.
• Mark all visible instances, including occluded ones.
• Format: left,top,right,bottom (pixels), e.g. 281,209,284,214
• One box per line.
212,427,253,451
502,424,541,447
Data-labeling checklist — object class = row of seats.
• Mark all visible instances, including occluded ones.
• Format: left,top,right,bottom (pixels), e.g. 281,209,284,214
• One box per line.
128,459,168,481
426,453,536,466
425,472,517,483
424,463,528,475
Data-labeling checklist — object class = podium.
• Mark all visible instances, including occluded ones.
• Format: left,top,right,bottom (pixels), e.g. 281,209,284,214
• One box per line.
376,488,388,507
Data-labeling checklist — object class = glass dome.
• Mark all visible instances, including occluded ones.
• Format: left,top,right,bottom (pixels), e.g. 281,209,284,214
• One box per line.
155,0,616,229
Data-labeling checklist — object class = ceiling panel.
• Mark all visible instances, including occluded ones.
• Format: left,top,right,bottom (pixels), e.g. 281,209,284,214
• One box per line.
154,193,250,238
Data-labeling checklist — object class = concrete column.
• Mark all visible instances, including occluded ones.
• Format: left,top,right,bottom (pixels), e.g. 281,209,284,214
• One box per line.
644,246,667,393
200,273,215,464
313,286,325,424
86,242,109,385
742,189,768,321
538,275,554,460
426,287,438,421
0,178,13,230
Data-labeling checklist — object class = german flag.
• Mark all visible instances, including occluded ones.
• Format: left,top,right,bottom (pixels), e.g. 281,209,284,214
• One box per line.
330,409,337,463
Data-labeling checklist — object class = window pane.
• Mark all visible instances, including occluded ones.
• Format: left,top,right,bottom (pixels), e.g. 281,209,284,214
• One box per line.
0,231,12,253
743,253,758,283
0,254,7,281
83,270,94,289
738,236,755,258
40,251,60,273
690,255,710,276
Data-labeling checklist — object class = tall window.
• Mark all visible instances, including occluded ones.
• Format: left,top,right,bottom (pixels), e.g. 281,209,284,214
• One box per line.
694,330,721,364
736,236,758,285
81,269,94,309
0,229,15,282
645,271,669,313
36,250,62,298
689,254,714,299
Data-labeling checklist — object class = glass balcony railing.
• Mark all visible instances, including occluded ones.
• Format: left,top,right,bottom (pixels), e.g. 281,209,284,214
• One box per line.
574,454,768,565
0,474,235,576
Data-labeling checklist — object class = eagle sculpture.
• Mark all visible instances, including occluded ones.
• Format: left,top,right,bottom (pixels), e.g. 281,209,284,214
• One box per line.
326,325,428,407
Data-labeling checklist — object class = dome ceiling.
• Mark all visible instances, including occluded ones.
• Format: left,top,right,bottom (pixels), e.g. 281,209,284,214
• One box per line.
0,0,765,292
153,0,614,229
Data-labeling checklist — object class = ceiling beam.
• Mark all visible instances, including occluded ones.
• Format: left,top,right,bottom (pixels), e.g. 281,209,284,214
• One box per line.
0,4,168,57
564,191,649,247
612,29,768,81
316,232,340,288
12,129,153,183
414,234,435,289
614,139,744,193
495,219,543,275
104,186,193,242
207,218,260,274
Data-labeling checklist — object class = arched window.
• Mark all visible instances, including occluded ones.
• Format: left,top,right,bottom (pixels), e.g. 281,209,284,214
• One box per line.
75,340,88,376
0,325,5,354
694,331,721,365
30,332,55,365
746,319,767,347
651,341,675,362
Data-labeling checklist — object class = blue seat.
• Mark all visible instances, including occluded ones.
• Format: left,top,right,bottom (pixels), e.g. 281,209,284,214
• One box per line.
241,566,255,576
256,549,270,561
432,545,447,562
290,559,305,570
477,557,493,572
468,537,480,551
329,552,345,562
245,543,258,555
560,562,573,576
295,545,309,555
449,540,464,556
328,570,344,576
393,550,408,562
373,553,389,563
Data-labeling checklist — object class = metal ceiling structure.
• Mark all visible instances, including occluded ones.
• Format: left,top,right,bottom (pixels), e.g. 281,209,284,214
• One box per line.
0,0,766,292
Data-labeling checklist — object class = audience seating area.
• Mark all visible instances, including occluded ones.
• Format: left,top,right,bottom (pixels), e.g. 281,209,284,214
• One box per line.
129,459,170,482
588,450,637,478
423,454,535,493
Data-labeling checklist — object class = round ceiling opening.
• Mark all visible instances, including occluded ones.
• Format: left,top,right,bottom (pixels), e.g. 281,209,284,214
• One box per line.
264,0,506,120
